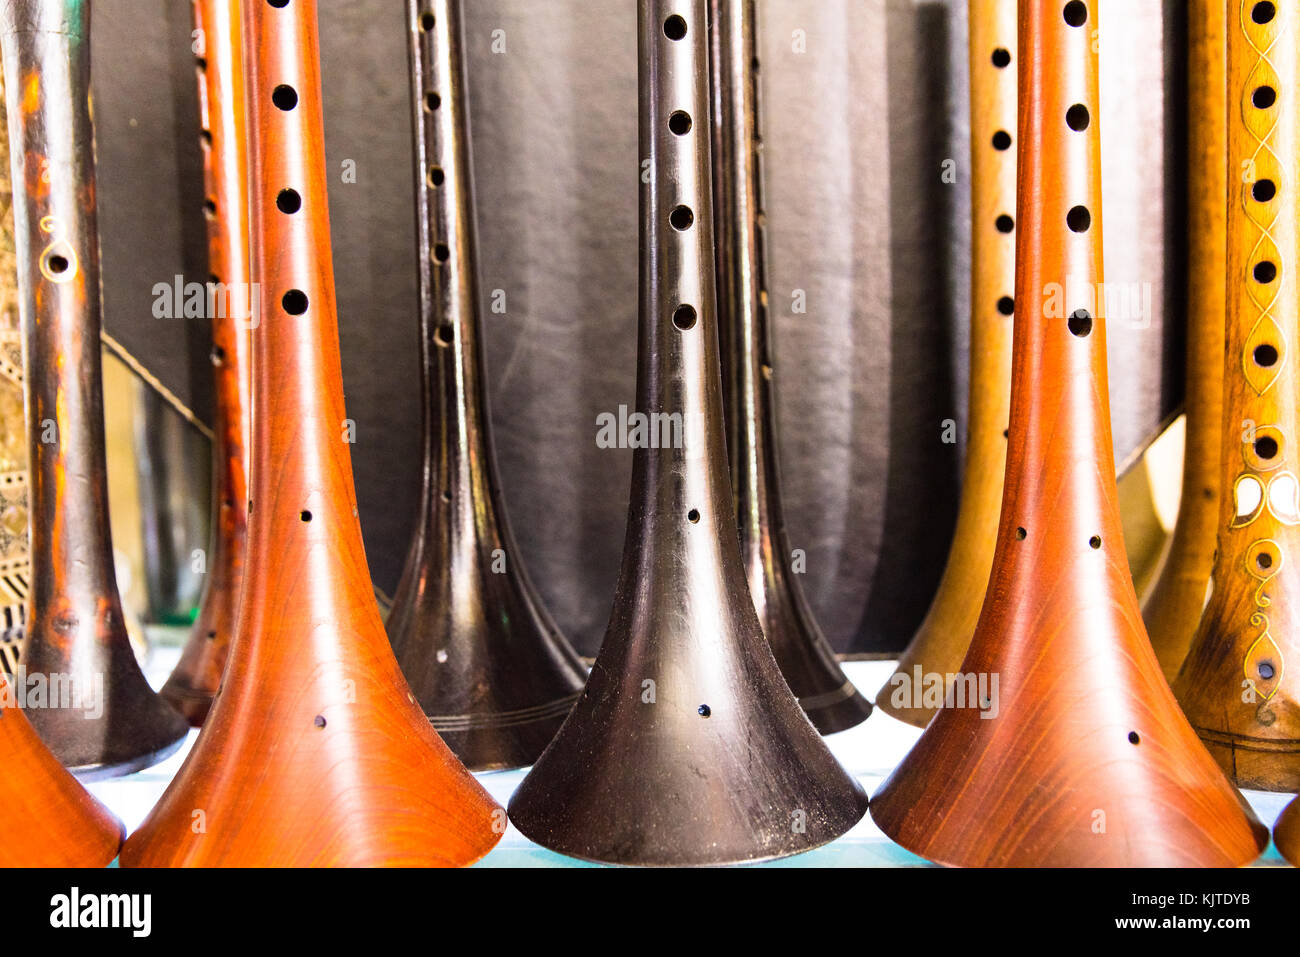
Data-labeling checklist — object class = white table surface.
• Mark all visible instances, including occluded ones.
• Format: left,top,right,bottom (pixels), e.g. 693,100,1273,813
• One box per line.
88,634,1295,867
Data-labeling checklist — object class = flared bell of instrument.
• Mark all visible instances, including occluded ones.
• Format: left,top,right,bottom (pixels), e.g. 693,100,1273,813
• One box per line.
1,0,188,777
119,0,501,867
160,0,253,727
875,0,1017,728
1172,0,1300,793
870,0,1268,867
0,675,123,866
709,0,869,735
507,0,868,866
385,0,586,771
1277,797,1300,866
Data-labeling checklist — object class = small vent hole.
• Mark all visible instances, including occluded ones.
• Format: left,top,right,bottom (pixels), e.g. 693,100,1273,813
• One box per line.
272,84,298,111
276,188,301,214
282,289,309,315
1255,435,1279,460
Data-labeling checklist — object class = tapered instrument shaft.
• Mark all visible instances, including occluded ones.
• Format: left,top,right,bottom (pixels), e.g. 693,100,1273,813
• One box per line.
161,0,253,727
1140,0,1227,682
386,0,586,771
709,0,869,734
869,0,1267,867
1174,0,1300,791
507,0,867,866
876,0,1016,726
0,0,187,777
120,0,501,867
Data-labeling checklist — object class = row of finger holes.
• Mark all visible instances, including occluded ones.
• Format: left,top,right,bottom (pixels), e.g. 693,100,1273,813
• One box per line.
666,12,700,530
266,0,315,526
667,11,696,336
991,45,1015,315
1248,31,1279,293
264,6,309,318
1014,526,1102,550
420,8,454,345
1063,5,1091,338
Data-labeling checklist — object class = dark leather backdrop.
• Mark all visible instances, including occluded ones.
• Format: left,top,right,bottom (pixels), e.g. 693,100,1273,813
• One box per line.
88,0,1185,656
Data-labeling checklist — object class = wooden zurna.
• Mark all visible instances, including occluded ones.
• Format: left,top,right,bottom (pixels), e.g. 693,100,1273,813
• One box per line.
708,0,870,734
1140,0,1228,682
385,0,587,772
876,0,1017,727
0,0,187,777
120,0,502,867
507,0,868,866
1173,0,1300,793
868,0,1268,867
161,0,254,727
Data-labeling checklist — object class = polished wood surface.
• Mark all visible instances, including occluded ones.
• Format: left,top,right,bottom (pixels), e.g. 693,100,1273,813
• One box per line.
1141,0,1227,682
0,0,188,777
0,672,122,866
161,0,252,727
1277,794,1300,865
1174,0,1300,792
119,0,501,867
876,0,1015,727
711,0,869,734
507,0,867,866
385,0,586,771
870,0,1267,866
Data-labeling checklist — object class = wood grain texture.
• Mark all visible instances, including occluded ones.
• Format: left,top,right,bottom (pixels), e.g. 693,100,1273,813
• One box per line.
875,0,1016,728
1174,0,1300,792
161,0,253,727
1276,794,1300,865
385,0,586,772
1141,0,1227,683
0,673,122,866
507,0,867,866
0,0,188,777
869,0,1268,867
119,0,501,867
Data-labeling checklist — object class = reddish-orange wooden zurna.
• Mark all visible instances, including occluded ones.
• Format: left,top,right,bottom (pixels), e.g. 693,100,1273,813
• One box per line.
120,0,501,867
869,0,1268,866
0,673,122,866
1173,0,1300,793
161,0,253,727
